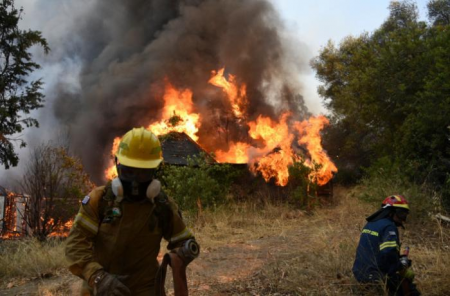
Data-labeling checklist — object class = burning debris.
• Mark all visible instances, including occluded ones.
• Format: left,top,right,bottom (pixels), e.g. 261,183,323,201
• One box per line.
0,187,27,239
0,186,75,240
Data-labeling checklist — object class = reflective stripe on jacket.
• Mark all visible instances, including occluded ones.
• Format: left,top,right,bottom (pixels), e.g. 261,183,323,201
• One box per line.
352,217,402,282
65,185,194,295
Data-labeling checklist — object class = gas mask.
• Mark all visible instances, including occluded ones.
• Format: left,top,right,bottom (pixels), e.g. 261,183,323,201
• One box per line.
115,164,159,202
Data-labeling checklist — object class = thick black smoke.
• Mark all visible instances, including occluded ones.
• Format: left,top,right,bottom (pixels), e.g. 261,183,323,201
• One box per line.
49,0,309,183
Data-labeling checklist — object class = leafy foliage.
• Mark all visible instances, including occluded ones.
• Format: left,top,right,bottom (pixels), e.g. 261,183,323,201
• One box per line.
353,157,442,220
288,159,316,209
428,0,450,26
159,153,241,210
0,0,49,168
312,0,450,204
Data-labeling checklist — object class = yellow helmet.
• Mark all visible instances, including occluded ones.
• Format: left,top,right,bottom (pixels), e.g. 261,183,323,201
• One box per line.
115,127,163,169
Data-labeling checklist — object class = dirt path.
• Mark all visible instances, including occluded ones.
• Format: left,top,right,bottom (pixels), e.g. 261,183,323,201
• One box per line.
0,223,314,296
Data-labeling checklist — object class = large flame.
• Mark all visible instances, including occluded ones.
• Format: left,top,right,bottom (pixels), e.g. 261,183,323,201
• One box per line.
215,142,250,163
104,69,337,187
104,82,201,179
295,115,338,185
209,68,248,119
247,113,295,186
148,82,200,141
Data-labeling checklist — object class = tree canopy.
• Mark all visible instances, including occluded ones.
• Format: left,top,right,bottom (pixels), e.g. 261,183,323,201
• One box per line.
0,0,49,169
313,0,450,199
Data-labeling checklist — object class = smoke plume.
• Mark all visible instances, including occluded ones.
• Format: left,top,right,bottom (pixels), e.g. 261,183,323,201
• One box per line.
22,0,310,184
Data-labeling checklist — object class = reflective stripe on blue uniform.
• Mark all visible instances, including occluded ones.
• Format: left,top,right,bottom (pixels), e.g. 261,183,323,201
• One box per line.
352,217,402,282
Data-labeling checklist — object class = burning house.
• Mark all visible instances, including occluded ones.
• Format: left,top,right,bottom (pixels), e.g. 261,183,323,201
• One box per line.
16,0,338,197
0,186,29,238
160,132,216,166
0,186,76,240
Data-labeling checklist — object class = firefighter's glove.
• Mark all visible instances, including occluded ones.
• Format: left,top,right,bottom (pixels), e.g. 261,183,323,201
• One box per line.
91,270,131,296
400,255,412,268
403,268,415,281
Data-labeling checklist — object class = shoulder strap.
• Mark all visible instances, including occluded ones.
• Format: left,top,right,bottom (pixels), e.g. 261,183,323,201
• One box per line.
151,190,174,236
98,181,115,223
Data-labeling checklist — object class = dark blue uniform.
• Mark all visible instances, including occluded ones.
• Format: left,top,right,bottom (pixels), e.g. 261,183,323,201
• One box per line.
353,217,402,282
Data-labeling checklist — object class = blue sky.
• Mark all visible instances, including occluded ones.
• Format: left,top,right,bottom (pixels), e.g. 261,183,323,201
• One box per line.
270,0,431,114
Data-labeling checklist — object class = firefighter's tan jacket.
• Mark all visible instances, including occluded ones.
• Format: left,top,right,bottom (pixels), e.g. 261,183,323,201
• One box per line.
65,183,193,295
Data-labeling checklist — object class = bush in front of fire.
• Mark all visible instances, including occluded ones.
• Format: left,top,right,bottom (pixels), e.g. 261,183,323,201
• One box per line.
0,0,49,169
159,152,326,212
288,160,317,210
159,153,241,211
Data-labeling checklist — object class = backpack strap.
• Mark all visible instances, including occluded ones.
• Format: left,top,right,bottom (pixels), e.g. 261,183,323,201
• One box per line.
98,181,115,224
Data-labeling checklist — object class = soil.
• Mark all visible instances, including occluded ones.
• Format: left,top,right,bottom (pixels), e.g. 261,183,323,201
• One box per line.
0,226,307,295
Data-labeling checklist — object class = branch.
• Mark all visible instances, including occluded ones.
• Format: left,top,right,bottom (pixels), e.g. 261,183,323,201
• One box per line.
436,213,450,223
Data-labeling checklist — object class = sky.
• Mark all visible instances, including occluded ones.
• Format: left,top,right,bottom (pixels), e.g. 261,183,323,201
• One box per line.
14,0,432,115
269,0,430,114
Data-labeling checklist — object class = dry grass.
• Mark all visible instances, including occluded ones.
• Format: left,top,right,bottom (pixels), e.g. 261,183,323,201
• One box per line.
1,187,449,295
0,238,66,279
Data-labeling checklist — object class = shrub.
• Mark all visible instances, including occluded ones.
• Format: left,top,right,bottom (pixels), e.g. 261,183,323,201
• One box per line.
353,157,442,220
159,153,241,210
288,159,318,210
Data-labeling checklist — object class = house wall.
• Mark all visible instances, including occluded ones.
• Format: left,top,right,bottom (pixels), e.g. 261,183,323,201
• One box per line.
0,195,5,231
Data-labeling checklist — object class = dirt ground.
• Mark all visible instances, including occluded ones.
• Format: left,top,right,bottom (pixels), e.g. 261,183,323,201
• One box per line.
0,212,322,295
1,188,448,295
0,229,308,295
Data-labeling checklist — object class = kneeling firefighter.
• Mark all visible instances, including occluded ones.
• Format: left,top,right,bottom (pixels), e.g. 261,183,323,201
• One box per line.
352,195,420,296
65,127,200,296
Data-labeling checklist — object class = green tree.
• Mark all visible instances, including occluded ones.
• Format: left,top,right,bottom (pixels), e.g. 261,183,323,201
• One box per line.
313,0,450,204
312,1,426,175
427,0,450,26
0,0,49,168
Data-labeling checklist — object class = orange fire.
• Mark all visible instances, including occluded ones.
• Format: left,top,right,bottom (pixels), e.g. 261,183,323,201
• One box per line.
247,113,295,186
104,82,201,180
105,137,121,180
209,68,248,119
215,142,250,163
48,219,74,237
103,69,337,186
147,82,200,140
295,115,338,185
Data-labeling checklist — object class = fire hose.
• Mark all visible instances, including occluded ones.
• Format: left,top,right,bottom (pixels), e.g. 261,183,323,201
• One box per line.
155,239,200,296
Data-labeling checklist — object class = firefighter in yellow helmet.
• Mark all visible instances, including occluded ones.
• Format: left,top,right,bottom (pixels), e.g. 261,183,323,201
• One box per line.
65,127,199,296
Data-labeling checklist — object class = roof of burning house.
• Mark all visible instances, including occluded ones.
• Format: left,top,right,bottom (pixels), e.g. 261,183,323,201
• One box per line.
160,132,216,165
